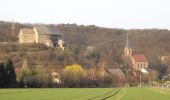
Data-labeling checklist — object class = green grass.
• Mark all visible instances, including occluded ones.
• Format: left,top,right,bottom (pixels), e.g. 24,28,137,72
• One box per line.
0,88,113,100
111,87,170,100
0,87,170,100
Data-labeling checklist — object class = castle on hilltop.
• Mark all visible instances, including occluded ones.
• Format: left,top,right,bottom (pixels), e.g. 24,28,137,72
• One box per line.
18,25,64,49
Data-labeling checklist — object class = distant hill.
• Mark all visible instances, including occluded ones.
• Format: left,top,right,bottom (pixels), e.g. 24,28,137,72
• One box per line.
0,21,170,69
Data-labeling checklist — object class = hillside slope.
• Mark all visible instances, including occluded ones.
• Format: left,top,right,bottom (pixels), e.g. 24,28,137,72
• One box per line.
0,21,170,69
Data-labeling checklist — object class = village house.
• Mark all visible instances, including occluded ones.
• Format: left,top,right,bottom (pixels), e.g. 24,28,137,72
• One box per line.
124,33,148,70
160,56,170,76
160,56,170,64
90,65,125,87
51,72,61,84
18,25,64,48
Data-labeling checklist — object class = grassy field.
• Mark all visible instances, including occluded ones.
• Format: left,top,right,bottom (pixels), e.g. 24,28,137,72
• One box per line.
0,87,170,100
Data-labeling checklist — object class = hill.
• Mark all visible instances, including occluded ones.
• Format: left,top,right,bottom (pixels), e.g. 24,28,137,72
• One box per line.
0,21,170,71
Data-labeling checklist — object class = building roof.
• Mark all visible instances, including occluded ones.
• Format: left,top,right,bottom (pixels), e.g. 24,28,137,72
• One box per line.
132,54,148,62
106,68,125,77
20,28,35,34
35,25,62,35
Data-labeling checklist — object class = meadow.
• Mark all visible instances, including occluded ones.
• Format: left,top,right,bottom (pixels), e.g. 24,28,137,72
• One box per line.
0,87,170,100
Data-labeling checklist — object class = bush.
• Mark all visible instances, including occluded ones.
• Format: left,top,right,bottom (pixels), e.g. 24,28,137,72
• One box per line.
62,64,87,87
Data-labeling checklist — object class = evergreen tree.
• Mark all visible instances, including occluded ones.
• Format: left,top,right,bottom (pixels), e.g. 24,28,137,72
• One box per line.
0,63,5,87
4,59,17,87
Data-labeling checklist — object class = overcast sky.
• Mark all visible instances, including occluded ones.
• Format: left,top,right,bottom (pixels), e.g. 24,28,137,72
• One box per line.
0,0,169,29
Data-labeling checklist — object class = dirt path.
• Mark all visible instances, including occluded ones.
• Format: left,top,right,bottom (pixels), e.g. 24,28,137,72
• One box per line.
88,88,121,100
101,89,121,100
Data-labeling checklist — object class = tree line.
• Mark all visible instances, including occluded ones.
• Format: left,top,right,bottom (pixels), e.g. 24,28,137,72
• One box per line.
0,59,17,87
0,59,158,88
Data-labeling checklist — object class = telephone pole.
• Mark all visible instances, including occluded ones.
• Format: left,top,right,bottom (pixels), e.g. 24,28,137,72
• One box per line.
140,74,142,87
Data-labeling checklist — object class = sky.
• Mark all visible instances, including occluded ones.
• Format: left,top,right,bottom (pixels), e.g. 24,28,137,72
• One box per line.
0,0,170,29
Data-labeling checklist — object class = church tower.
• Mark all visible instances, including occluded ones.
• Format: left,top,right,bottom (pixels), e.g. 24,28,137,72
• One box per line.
124,32,132,56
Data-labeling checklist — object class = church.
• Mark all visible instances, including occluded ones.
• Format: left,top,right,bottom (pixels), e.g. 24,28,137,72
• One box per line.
124,32,148,71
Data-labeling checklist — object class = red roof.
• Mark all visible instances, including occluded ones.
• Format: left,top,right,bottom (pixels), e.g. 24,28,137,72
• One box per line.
132,54,148,62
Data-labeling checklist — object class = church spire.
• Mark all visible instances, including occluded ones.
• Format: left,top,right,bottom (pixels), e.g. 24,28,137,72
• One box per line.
124,31,132,56
126,32,130,48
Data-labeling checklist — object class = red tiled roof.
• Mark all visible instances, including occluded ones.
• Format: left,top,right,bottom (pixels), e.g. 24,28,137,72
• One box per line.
132,54,148,62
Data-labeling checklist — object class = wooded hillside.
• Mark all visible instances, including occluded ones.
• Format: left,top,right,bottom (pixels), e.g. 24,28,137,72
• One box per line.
0,21,170,70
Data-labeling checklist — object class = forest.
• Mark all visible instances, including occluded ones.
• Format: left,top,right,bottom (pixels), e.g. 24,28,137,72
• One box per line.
1,21,170,68
0,21,170,87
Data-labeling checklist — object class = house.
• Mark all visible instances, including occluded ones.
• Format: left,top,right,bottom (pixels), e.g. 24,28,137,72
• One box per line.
90,66,125,87
160,56,170,64
18,25,64,48
160,56,170,76
105,68,125,80
123,32,149,71
51,72,61,84
19,28,36,43
131,54,148,70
